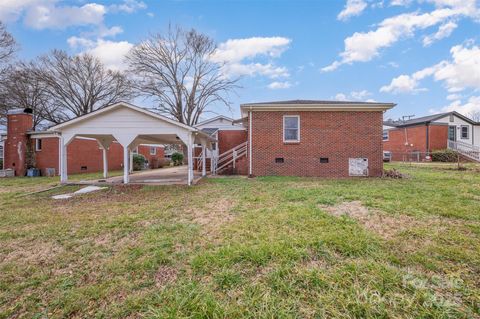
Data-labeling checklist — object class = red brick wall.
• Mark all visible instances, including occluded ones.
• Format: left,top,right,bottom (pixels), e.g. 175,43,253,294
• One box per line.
217,130,247,154
4,112,33,176
428,125,448,150
249,111,383,177
383,124,448,160
31,137,164,175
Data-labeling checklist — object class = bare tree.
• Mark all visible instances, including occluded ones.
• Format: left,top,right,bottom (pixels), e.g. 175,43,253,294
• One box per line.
36,50,135,124
0,21,17,64
127,26,239,126
467,111,480,122
0,62,49,129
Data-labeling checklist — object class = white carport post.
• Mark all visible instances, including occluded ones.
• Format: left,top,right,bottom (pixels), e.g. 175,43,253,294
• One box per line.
102,149,109,179
59,133,74,183
129,151,134,174
114,134,137,184
187,133,194,185
201,144,206,177
96,138,112,179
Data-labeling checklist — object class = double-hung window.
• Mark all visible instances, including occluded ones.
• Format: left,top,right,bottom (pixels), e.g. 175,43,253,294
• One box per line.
283,115,300,143
461,125,469,139
150,147,156,155
382,130,389,141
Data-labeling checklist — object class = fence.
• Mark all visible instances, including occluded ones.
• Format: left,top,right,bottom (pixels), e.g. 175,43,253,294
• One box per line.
386,150,469,163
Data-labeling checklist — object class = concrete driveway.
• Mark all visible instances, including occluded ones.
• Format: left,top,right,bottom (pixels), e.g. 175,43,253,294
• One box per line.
105,165,203,185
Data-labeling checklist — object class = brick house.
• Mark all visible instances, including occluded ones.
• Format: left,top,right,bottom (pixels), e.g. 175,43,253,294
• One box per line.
1,100,395,182
383,111,480,162
239,100,395,177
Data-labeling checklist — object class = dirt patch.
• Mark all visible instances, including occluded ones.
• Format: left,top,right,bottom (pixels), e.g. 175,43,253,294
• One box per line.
183,197,237,230
1,240,64,265
320,201,417,239
155,265,178,288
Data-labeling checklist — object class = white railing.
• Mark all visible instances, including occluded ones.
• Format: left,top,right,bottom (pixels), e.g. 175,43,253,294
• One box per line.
212,141,247,174
448,140,480,162
196,150,203,171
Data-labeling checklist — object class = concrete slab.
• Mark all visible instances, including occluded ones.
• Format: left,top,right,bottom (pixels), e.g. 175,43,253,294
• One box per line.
71,166,204,186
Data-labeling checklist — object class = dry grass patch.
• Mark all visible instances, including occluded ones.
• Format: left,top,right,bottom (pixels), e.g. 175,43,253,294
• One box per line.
320,201,416,239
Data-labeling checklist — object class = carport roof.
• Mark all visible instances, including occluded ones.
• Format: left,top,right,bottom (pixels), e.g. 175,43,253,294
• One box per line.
50,101,197,131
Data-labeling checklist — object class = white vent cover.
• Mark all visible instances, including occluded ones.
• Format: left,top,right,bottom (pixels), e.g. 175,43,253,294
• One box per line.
349,158,369,176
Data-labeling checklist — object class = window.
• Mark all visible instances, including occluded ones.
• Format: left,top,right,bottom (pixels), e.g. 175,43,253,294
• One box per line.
382,130,389,141
283,115,300,142
35,139,42,151
150,147,156,155
275,157,284,163
211,142,217,151
132,147,138,154
461,125,469,139
449,114,454,122
320,157,329,163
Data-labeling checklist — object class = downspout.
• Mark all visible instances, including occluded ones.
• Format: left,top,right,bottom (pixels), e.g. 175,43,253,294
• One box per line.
426,123,430,155
248,109,253,177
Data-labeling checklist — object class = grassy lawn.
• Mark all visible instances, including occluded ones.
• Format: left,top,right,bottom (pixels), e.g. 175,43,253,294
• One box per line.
1,163,479,318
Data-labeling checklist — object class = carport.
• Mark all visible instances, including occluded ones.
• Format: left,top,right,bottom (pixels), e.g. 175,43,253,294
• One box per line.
43,102,214,185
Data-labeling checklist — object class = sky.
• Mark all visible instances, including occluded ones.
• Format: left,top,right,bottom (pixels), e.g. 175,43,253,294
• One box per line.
1,0,480,121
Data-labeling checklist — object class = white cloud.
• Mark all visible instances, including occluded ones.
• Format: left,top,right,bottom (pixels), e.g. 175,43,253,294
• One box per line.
335,90,373,101
24,2,106,29
212,37,291,63
67,36,133,71
98,26,124,38
109,0,147,13
212,37,291,79
390,0,413,6
423,21,458,46
268,81,292,89
220,63,289,79
441,96,480,115
337,0,368,21
323,1,479,72
381,42,480,93
446,93,461,100
0,0,143,29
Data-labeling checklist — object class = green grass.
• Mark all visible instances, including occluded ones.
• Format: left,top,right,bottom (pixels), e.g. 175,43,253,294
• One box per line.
0,163,479,318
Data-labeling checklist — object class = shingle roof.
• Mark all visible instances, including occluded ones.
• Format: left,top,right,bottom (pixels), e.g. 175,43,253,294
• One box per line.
242,99,392,106
200,128,218,136
384,111,478,127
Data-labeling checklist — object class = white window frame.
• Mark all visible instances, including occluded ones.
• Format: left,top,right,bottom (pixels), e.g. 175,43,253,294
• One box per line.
283,115,300,143
382,130,389,141
460,125,469,139
35,139,42,151
150,146,156,155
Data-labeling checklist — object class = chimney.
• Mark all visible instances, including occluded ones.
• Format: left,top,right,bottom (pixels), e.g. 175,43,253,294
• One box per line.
4,108,34,176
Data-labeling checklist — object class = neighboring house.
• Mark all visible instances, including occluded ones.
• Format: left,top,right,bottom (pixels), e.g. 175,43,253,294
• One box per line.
193,115,247,174
1,108,165,177
383,111,480,161
2,99,395,181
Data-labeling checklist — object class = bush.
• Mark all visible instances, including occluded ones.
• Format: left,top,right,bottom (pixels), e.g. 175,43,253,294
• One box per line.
171,152,184,166
132,154,146,171
430,149,459,162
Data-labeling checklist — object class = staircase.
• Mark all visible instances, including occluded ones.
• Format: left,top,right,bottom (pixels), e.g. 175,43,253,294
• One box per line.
448,140,480,162
212,141,247,175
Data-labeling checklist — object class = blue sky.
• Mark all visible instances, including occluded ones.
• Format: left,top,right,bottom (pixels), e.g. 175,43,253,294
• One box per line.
2,0,480,120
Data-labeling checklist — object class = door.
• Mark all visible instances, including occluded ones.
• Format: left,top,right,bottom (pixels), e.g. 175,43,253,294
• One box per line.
448,126,456,141
349,158,369,176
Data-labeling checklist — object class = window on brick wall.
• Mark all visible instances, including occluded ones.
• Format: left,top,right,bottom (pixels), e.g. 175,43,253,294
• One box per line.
150,147,156,155
283,115,300,143
461,125,469,139
35,139,42,151
382,130,389,141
